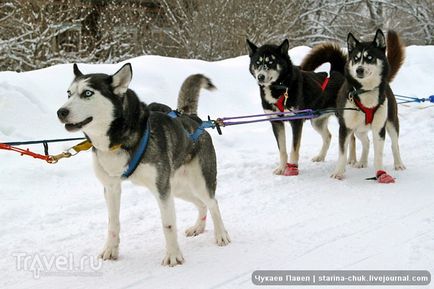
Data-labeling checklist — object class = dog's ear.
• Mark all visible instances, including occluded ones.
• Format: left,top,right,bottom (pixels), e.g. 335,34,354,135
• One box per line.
111,63,132,96
73,63,83,77
279,39,289,55
246,39,257,56
347,33,359,54
373,29,386,50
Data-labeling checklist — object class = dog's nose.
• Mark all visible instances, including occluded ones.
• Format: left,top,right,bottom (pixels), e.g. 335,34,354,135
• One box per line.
356,67,364,75
258,74,265,82
57,108,69,120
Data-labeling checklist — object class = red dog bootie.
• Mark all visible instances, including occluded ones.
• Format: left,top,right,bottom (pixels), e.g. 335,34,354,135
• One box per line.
283,163,299,176
376,170,395,184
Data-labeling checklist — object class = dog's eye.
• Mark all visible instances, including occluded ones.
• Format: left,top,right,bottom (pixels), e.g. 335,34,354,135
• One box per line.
256,60,261,65
83,90,94,98
268,61,273,65
366,55,373,61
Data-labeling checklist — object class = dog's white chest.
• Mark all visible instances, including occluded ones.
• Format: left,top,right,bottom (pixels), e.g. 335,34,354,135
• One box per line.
263,87,276,104
344,90,388,131
94,149,129,177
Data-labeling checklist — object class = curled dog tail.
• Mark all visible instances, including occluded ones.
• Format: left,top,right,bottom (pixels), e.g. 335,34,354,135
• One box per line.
177,74,216,115
386,30,405,83
300,43,346,74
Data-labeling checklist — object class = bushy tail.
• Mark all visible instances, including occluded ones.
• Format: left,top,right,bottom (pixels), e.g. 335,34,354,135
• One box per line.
386,30,405,82
300,42,347,74
177,74,216,115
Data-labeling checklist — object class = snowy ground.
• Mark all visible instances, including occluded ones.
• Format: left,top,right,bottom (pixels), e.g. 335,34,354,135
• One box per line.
1,46,433,289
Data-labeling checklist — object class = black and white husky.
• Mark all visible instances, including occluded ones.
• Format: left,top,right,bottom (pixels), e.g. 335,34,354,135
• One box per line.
246,39,347,176
57,64,230,266
331,30,406,183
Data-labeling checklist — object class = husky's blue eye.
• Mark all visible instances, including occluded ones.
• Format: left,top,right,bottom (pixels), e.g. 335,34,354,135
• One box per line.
83,90,94,98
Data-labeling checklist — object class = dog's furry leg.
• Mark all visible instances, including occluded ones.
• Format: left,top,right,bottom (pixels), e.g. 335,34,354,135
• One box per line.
206,198,231,246
157,194,184,267
99,183,121,260
271,121,288,175
331,125,352,180
311,116,331,162
289,120,303,165
347,133,357,165
386,121,406,170
180,195,207,237
189,160,230,246
373,126,387,172
93,155,122,261
354,131,369,168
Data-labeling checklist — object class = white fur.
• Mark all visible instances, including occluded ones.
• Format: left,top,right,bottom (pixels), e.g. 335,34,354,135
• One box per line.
252,64,281,86
349,58,383,91
61,78,115,151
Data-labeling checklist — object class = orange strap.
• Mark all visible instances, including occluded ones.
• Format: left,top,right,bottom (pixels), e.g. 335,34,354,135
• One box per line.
0,143,50,161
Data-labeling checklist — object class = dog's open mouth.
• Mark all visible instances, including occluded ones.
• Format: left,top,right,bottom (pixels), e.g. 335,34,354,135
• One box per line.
65,117,93,132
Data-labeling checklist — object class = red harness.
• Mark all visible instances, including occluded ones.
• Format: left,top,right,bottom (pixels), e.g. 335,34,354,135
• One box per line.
353,98,379,125
274,76,330,112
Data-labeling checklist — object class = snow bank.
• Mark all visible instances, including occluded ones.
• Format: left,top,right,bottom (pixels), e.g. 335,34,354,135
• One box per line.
0,45,433,289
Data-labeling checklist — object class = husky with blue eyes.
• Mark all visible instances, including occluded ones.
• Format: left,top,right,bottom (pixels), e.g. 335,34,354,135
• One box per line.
331,30,406,183
246,39,347,176
57,64,230,266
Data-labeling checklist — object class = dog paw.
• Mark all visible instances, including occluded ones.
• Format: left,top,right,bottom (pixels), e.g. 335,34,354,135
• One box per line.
161,250,184,267
353,161,367,168
99,244,119,260
185,223,206,237
331,172,345,180
394,163,406,170
347,159,357,166
273,165,286,175
312,155,325,162
215,230,231,246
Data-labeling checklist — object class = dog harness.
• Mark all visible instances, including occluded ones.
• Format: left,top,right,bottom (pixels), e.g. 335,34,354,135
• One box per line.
167,111,215,141
122,111,214,179
354,98,380,125
122,121,151,179
274,76,330,112
349,89,380,125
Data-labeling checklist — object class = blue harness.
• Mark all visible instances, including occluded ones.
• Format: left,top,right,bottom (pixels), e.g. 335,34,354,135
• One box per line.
122,111,215,179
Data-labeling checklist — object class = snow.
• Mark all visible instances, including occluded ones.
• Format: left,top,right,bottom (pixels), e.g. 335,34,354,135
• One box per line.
1,45,434,289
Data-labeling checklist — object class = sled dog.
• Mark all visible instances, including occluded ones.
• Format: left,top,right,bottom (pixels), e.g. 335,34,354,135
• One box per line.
57,64,230,266
247,39,347,176
331,30,406,182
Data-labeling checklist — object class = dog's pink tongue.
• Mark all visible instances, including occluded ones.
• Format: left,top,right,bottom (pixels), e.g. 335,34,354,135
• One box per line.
376,170,395,184
284,163,299,176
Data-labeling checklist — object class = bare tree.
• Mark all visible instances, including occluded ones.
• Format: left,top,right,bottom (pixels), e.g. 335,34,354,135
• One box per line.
1,0,432,71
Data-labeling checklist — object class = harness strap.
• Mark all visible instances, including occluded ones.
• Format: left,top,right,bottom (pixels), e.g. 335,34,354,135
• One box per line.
353,98,380,125
167,111,213,141
321,77,330,91
121,121,151,179
273,76,329,112
274,89,288,112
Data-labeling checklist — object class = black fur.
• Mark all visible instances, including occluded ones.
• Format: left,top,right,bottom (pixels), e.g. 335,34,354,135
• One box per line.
246,39,346,170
